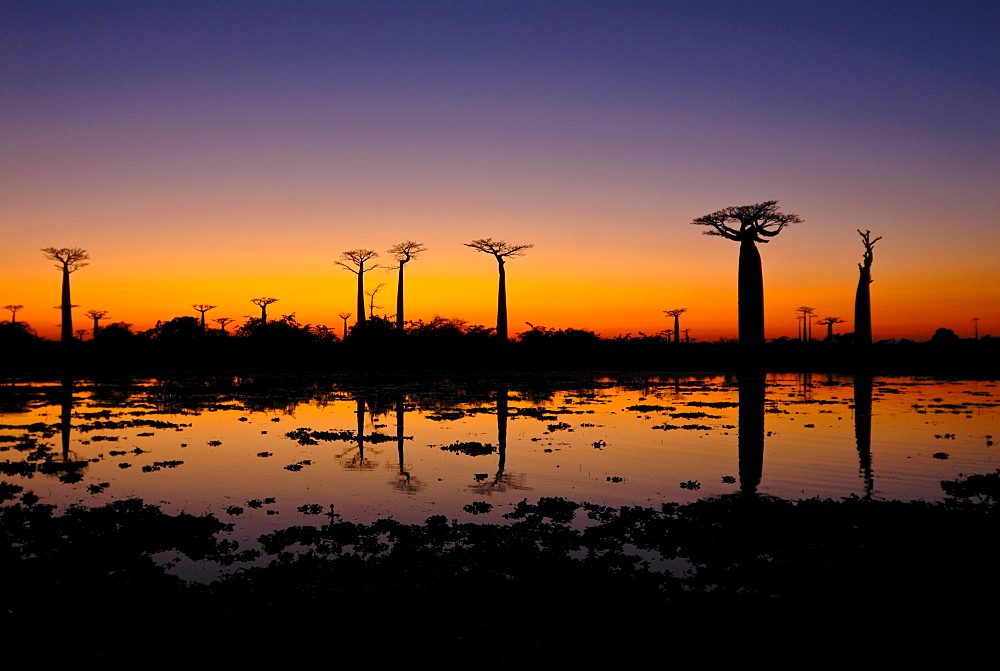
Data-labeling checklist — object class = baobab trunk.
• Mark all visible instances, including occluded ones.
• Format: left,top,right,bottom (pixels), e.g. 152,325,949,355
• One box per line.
396,263,404,330
738,239,765,347
855,265,872,348
496,259,508,343
672,314,681,343
60,268,73,343
357,270,366,324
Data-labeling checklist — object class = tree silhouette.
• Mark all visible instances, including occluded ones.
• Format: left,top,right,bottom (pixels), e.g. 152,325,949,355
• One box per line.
214,317,234,333
691,202,802,347
465,238,533,343
817,316,845,342
337,250,380,325
972,317,980,340
795,306,815,341
663,308,687,343
4,304,23,323
366,283,386,319
42,247,89,343
387,241,426,330
854,230,882,348
84,309,109,340
192,304,216,332
338,312,352,339
250,297,279,322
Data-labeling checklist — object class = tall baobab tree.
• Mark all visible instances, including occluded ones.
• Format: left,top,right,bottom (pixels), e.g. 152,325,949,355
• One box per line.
663,308,687,343
854,230,881,348
84,309,108,340
214,317,234,333
42,247,90,343
4,304,23,323
192,304,216,332
465,238,533,343
691,202,802,347
338,312,352,339
337,250,379,325
795,306,815,341
817,316,845,342
387,241,426,330
250,297,279,322
972,317,980,340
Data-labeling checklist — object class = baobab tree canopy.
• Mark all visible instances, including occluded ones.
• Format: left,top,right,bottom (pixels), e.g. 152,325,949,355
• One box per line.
691,201,802,243
465,238,533,260
42,247,90,271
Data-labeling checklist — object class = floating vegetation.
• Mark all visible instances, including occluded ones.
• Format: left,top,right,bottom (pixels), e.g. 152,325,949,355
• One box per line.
606,476,623,483
680,480,701,490
546,422,572,432
257,451,273,457
285,460,313,471
439,441,496,457
141,460,184,473
593,440,606,449
297,504,324,515
933,452,949,459
86,482,111,494
207,440,222,447
462,501,493,515
651,424,712,431
721,475,736,484
626,404,676,412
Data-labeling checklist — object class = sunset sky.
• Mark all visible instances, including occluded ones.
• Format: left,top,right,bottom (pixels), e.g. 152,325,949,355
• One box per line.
3,1,997,342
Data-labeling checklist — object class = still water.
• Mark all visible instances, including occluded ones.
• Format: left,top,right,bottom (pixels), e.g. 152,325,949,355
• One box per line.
2,374,996,538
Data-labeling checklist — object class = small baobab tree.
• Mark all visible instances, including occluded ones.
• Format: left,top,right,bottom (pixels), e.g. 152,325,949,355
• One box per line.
84,309,109,340
214,317,234,333
465,238,533,343
663,308,687,343
691,202,802,347
42,247,90,343
854,230,882,348
338,312,352,339
250,297,279,322
336,250,380,325
192,304,217,332
387,241,426,330
817,316,845,342
972,317,980,340
4,304,23,323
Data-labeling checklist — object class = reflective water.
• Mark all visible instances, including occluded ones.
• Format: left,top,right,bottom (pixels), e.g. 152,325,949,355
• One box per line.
2,374,996,539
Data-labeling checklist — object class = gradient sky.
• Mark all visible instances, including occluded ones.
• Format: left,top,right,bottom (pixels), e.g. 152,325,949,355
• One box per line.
3,0,998,342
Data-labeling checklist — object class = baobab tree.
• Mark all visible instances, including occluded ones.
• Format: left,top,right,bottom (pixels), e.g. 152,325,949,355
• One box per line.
854,230,882,348
4,304,23,323
663,308,687,343
42,247,89,343
336,250,380,325
387,241,426,330
192,304,216,332
691,202,802,347
250,297,279,322
817,316,844,342
84,309,108,340
795,306,815,341
338,312,352,339
465,238,533,343
214,317,234,333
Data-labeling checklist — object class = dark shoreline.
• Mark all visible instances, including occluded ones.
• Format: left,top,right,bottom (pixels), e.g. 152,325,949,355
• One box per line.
2,337,998,379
